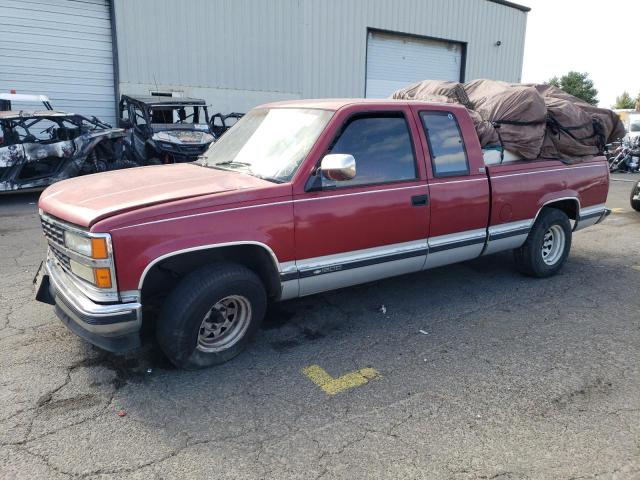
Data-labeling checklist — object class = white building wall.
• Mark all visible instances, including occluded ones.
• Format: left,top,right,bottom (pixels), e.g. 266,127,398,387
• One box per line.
113,0,527,113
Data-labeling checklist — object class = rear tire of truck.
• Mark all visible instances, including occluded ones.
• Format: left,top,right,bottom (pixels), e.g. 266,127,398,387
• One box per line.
156,263,267,369
513,208,572,278
630,183,640,211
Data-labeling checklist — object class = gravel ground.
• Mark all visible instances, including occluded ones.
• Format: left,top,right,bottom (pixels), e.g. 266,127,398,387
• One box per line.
0,175,639,479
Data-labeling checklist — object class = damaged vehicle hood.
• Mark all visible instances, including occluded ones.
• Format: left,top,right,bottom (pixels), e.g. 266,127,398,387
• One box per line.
39,163,274,227
152,129,214,145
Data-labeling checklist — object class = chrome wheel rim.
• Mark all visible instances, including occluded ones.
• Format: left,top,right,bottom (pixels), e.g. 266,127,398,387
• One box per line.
541,225,565,266
197,295,252,353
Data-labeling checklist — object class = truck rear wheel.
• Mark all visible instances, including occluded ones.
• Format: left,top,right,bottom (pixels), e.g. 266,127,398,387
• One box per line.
156,263,267,369
631,182,640,211
513,208,572,278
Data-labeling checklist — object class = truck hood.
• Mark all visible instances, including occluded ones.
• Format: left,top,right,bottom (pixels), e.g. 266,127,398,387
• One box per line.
39,163,272,227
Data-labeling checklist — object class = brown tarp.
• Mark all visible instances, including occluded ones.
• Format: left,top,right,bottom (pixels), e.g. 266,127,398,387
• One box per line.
464,79,547,159
392,79,626,160
534,84,626,159
391,80,472,108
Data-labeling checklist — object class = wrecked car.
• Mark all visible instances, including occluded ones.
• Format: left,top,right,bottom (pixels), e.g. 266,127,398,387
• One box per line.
0,92,53,112
0,110,128,193
209,112,244,139
119,95,215,164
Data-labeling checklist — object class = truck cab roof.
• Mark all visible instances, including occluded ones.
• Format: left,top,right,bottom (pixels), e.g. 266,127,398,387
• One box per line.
259,98,459,111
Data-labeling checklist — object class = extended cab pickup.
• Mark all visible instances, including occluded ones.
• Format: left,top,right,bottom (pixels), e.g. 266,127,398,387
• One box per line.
35,99,611,369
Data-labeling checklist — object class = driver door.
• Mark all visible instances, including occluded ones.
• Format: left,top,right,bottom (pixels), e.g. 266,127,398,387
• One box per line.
293,107,430,296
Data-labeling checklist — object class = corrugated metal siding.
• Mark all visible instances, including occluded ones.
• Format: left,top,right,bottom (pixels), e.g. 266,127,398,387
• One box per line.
0,0,116,124
114,0,301,94
113,0,527,109
300,0,527,97
365,31,462,98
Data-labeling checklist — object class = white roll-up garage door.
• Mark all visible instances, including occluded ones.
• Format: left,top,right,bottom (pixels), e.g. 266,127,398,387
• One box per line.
0,0,116,125
365,31,463,98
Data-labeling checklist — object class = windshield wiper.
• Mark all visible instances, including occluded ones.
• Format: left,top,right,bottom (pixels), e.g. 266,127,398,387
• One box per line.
214,160,252,167
251,173,284,184
198,161,284,183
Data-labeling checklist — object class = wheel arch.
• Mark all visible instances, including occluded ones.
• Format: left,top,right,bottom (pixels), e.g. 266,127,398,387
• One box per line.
535,196,580,224
139,242,283,304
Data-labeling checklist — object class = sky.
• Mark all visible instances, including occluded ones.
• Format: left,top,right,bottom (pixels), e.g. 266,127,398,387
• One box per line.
517,0,640,108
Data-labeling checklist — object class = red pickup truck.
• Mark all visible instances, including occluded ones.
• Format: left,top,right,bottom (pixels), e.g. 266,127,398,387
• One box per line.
35,99,610,369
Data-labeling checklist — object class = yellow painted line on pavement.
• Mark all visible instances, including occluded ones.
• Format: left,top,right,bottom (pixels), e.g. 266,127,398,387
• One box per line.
611,208,626,214
303,365,380,395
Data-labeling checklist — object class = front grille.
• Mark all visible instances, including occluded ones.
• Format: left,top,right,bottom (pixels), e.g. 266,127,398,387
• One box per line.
50,244,71,271
177,144,207,155
41,217,65,246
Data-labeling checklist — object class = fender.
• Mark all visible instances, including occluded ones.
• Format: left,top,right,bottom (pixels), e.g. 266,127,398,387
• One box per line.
136,240,282,291
533,196,581,226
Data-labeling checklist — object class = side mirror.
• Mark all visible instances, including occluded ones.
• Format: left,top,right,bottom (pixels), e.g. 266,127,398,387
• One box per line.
119,119,132,129
320,154,356,181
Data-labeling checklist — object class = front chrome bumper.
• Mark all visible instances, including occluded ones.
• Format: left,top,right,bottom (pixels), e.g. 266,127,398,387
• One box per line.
35,254,142,352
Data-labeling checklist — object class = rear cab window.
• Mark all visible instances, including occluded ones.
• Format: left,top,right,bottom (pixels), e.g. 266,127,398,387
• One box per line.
321,112,417,189
420,111,469,177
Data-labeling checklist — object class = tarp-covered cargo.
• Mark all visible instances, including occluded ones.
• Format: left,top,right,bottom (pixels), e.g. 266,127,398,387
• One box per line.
392,79,625,161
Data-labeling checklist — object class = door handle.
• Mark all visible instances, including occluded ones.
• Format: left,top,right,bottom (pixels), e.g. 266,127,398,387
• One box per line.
411,194,428,206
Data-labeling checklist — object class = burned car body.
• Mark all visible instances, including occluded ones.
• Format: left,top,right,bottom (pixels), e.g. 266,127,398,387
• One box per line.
0,111,126,193
0,92,53,112
209,112,244,139
119,95,214,164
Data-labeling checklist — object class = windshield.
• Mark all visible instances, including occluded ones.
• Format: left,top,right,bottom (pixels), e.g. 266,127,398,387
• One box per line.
197,108,333,182
149,106,207,127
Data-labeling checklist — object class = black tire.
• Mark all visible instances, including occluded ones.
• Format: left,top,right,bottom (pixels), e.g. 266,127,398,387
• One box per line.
146,157,163,166
107,159,139,171
513,208,572,278
631,183,640,212
156,263,267,369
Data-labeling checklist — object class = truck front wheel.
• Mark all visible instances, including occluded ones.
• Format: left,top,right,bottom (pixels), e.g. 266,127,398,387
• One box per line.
156,263,267,369
513,208,572,278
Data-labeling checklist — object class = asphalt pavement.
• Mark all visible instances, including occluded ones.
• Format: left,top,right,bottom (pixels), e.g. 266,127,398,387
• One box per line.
1,175,639,479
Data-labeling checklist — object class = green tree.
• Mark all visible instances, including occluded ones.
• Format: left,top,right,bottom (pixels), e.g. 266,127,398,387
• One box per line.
548,76,560,88
613,91,635,109
546,71,599,105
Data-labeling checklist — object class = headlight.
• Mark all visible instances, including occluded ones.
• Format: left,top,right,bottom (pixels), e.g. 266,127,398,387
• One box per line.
69,260,112,289
64,231,91,256
63,230,113,289
69,259,95,283
64,231,108,259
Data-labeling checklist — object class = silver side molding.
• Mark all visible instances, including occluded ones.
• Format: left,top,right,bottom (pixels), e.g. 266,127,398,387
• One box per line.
483,219,533,255
295,239,428,296
575,203,607,231
424,229,486,269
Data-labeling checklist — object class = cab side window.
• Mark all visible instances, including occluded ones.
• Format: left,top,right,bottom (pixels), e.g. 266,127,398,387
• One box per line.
323,113,417,188
420,111,469,177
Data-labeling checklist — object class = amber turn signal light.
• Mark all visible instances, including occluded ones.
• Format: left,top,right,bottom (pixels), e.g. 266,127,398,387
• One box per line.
94,268,112,289
91,238,108,259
